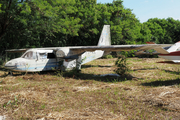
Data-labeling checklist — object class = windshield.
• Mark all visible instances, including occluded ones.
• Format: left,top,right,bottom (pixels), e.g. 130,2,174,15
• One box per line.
22,51,36,59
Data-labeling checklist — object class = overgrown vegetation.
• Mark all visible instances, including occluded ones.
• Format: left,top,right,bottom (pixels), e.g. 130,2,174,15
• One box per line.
0,58,180,119
114,54,129,76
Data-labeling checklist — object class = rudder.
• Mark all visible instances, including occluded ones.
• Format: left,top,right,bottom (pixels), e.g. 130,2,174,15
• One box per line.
97,25,111,46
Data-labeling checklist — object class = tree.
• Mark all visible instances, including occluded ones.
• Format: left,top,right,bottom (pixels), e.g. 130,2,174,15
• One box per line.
137,23,152,44
0,0,81,51
144,18,180,44
110,1,143,45
65,0,100,46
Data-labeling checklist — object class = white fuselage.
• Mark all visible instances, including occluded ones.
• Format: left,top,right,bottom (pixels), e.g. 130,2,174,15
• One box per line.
5,25,111,72
5,49,59,72
5,49,105,72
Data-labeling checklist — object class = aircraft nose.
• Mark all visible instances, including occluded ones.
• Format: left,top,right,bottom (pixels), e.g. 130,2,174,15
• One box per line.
5,61,16,69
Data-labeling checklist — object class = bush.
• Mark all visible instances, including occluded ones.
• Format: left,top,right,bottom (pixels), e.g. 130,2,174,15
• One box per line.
103,55,113,59
0,58,4,65
114,54,129,76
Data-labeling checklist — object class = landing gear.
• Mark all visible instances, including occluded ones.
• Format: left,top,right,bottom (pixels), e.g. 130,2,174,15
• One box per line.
8,71,13,76
76,56,82,70
21,72,26,75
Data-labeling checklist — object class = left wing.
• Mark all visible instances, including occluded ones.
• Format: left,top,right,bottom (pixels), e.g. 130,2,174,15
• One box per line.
70,44,173,54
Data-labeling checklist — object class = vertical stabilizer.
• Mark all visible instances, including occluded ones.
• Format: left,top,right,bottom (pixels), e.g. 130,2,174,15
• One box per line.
98,25,111,46
167,41,180,52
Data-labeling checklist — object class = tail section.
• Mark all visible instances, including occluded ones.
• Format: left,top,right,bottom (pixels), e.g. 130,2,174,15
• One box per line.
157,41,180,63
98,25,111,46
167,41,180,53
81,25,111,65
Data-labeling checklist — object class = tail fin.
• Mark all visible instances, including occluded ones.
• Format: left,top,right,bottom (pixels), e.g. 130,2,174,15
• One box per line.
98,25,111,46
167,41,180,53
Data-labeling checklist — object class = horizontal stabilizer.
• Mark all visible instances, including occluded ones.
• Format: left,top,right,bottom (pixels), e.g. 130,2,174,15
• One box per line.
153,47,169,54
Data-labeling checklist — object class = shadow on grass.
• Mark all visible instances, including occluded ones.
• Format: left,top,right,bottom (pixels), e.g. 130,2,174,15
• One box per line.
157,61,180,64
62,70,138,82
141,78,180,87
0,64,137,83
163,70,180,75
132,68,157,71
0,69,57,78
82,65,112,69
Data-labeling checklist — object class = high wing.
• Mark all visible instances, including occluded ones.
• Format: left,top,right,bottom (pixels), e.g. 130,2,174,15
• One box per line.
5,44,172,54
5,44,172,55
69,44,172,54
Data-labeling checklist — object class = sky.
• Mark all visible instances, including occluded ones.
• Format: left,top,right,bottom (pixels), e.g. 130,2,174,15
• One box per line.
96,0,180,23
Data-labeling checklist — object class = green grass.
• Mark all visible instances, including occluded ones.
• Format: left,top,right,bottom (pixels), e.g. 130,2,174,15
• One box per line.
0,58,180,119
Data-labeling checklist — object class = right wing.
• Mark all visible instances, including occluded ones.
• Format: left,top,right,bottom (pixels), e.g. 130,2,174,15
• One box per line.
5,49,29,53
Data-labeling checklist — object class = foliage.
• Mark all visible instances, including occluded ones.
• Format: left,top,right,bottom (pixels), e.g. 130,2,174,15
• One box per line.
144,18,180,44
1,0,180,62
103,55,113,59
0,0,81,52
114,53,129,76
116,50,137,58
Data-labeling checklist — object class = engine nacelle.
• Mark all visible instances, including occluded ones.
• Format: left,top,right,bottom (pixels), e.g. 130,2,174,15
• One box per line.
56,48,70,58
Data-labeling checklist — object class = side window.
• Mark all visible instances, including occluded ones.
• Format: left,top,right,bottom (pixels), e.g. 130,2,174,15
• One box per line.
32,52,36,59
22,52,36,59
39,53,47,59
47,53,56,58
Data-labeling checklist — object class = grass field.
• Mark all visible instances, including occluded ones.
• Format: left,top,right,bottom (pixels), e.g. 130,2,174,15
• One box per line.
0,58,180,119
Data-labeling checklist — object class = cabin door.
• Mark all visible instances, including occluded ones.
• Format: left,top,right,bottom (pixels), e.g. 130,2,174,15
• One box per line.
36,52,49,71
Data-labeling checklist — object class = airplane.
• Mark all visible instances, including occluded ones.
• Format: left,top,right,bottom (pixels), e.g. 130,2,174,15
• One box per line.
156,41,180,63
136,41,180,63
4,25,173,74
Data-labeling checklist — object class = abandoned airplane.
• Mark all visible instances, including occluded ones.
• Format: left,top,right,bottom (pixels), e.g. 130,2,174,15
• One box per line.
5,25,173,73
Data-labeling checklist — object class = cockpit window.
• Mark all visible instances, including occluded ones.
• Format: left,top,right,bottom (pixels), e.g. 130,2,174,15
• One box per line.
22,51,36,59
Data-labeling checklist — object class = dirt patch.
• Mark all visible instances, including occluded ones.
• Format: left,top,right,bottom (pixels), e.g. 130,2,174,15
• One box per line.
21,74,58,81
72,83,136,93
140,86,180,111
